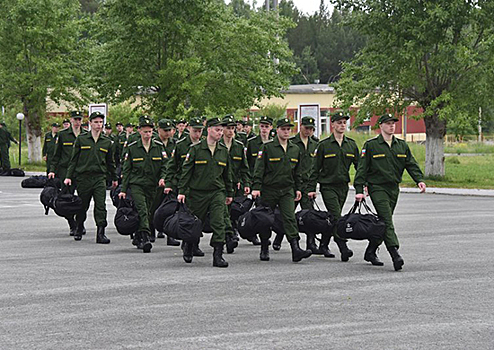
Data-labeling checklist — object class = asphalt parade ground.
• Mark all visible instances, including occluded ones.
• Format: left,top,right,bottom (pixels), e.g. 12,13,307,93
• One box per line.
1,176,493,350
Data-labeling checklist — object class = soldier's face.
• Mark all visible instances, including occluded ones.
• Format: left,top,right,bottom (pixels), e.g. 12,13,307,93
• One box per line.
63,122,70,129
177,123,186,133
105,128,112,135
208,126,224,142
90,117,104,132
300,125,314,138
71,118,82,128
244,125,252,134
259,123,272,137
224,126,235,139
52,127,59,133
236,123,244,132
158,128,173,139
116,125,123,133
189,127,203,142
277,126,291,141
126,126,133,133
380,121,396,136
140,126,153,141
332,119,347,134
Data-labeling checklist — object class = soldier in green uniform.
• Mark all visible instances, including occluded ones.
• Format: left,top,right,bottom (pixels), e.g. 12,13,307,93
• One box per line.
244,120,255,141
252,118,312,263
173,119,189,141
62,119,70,129
0,123,18,174
164,117,205,256
118,123,135,162
119,116,167,253
354,114,426,271
221,115,251,253
81,122,89,132
42,123,60,175
308,112,359,261
151,118,180,245
64,111,117,243
235,119,247,145
177,117,233,268
245,116,273,246
49,111,86,236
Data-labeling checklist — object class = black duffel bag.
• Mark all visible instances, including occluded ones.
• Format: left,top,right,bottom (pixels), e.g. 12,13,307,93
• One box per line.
230,196,254,221
153,193,178,232
163,203,202,243
22,175,48,188
53,186,83,218
114,198,139,235
296,200,334,235
272,207,285,235
237,201,275,240
39,179,60,215
7,168,25,177
337,200,386,241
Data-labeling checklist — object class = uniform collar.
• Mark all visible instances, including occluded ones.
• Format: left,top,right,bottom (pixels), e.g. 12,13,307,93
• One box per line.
272,135,291,149
329,133,347,144
137,137,156,149
377,133,396,145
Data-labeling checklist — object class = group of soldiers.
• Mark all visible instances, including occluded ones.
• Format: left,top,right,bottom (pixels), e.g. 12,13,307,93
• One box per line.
42,109,426,270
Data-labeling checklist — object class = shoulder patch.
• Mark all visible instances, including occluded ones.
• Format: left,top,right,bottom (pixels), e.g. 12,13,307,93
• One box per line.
153,139,164,146
127,140,138,147
176,138,187,144
264,139,274,144
234,139,244,146
247,135,257,141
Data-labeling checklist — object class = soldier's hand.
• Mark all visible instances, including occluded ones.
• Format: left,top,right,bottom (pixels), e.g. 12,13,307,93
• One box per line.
295,191,302,202
164,187,172,194
48,172,55,179
418,182,426,193
244,187,250,195
64,178,71,186
237,182,241,190
158,179,165,187
43,156,47,161
119,192,126,199
177,194,186,203
225,197,233,205
112,181,118,189
251,190,260,199
308,192,317,199
355,193,365,202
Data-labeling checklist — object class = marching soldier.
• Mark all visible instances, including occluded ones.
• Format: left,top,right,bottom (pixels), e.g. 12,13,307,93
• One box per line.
235,119,247,145
42,123,60,175
119,116,167,253
251,118,312,263
354,114,426,271
246,116,273,246
244,120,255,140
308,112,359,261
177,117,233,267
49,111,86,236
64,111,117,243
173,119,189,141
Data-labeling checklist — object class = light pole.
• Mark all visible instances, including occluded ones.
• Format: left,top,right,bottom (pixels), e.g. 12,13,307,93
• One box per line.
16,113,24,166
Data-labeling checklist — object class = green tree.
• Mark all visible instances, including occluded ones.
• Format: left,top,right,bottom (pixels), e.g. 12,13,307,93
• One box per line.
0,0,87,162
334,0,494,176
91,0,295,118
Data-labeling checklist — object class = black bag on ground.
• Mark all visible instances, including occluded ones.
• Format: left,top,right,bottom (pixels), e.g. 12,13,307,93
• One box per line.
153,193,178,232
237,200,275,240
296,200,334,235
114,198,140,235
39,179,60,215
230,196,254,221
337,200,386,240
163,203,202,243
22,175,48,188
53,186,83,218
9,168,25,177
272,207,285,235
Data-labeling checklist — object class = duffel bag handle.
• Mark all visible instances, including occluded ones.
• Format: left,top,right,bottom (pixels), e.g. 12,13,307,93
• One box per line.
359,199,379,216
310,198,323,211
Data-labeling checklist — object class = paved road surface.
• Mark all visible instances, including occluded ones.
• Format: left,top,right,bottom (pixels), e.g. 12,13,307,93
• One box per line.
1,176,493,349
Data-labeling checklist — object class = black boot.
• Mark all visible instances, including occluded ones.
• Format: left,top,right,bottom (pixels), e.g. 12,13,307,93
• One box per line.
226,234,238,254
272,233,283,251
288,237,312,262
96,227,110,244
388,246,404,271
74,221,84,241
166,235,180,246
364,241,384,266
183,241,193,263
319,234,335,258
149,229,156,243
68,218,76,237
157,231,165,239
260,238,270,261
251,234,261,246
334,237,353,262
140,231,152,253
306,233,322,255
131,232,141,247
192,241,205,257
212,243,229,268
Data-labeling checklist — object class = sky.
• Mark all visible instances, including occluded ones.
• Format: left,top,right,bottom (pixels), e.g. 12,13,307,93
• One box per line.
225,0,334,15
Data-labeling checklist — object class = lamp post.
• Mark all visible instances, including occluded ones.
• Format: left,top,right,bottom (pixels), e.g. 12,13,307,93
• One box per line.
16,113,24,166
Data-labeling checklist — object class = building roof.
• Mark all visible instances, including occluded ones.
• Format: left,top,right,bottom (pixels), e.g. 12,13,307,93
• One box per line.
282,84,335,94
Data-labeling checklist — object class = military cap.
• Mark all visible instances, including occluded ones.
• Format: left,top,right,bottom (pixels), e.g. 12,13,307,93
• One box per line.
378,113,399,124
0,122,6,127
125,123,134,128
51,122,60,127
236,119,246,126
158,118,174,130
176,119,187,124
89,111,105,121
104,123,112,129
201,116,208,121
139,116,154,128
63,118,70,124
301,116,316,127
245,120,253,126
221,116,236,127
115,121,123,126
259,116,273,125
207,117,222,127
277,117,294,128
189,117,204,128
331,112,350,123
70,111,83,119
